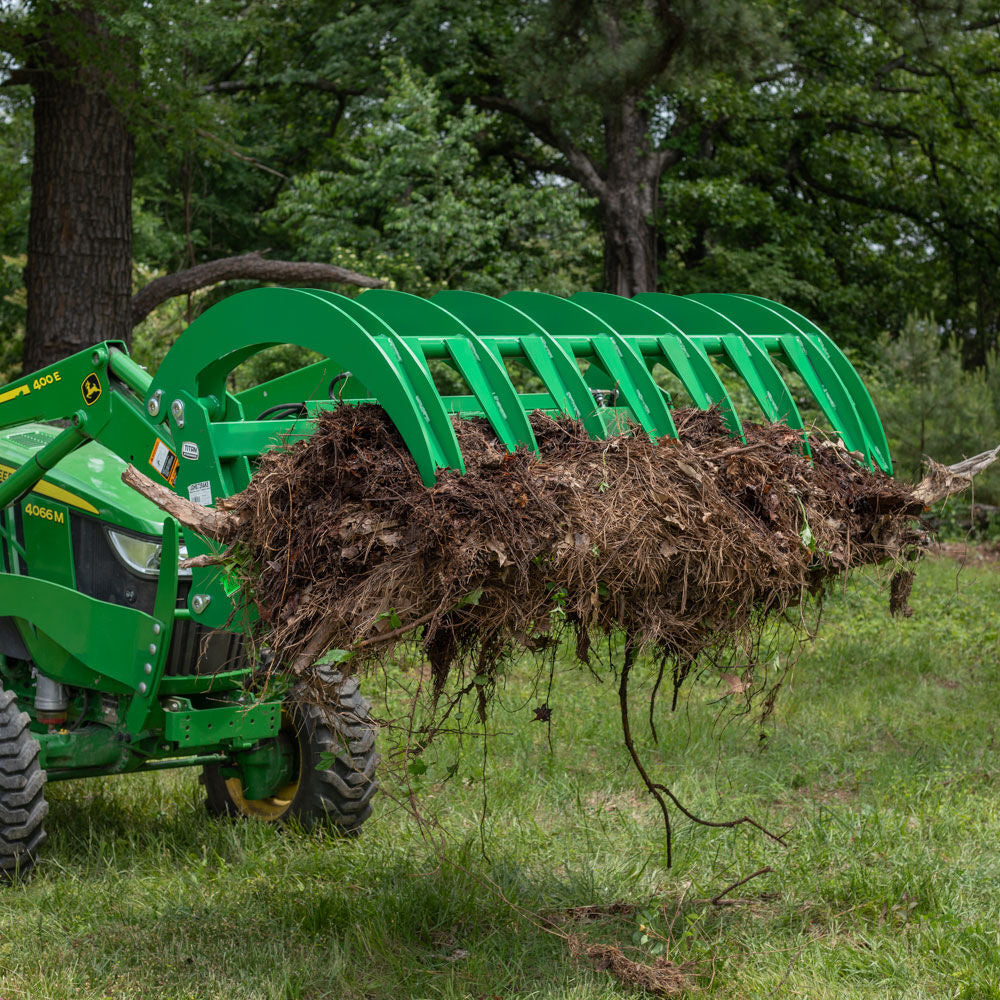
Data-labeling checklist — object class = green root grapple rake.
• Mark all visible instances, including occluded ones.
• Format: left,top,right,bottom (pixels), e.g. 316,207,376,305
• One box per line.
0,287,890,876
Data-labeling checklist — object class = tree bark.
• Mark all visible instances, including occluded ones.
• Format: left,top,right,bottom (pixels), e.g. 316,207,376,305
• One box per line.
600,97,664,295
121,465,235,539
130,253,387,328
23,7,135,374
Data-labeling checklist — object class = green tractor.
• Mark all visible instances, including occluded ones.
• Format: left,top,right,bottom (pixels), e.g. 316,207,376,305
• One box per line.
0,287,891,877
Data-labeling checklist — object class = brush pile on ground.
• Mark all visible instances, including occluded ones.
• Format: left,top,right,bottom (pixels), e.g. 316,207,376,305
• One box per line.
210,403,924,696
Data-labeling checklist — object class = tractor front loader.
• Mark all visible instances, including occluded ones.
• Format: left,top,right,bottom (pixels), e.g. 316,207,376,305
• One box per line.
0,287,891,877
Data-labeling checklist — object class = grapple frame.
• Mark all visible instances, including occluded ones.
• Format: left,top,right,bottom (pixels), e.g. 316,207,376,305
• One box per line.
154,287,889,504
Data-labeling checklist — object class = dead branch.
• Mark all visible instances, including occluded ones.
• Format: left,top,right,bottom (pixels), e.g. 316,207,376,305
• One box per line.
710,866,774,904
130,251,386,327
121,465,234,540
913,444,1000,505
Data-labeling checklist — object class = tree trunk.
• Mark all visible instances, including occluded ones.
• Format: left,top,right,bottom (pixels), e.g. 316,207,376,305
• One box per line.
23,8,134,375
601,98,660,296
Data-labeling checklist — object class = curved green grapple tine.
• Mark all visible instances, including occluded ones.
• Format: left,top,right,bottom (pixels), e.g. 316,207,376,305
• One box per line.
640,293,804,442
433,289,608,437
150,286,460,487
304,289,465,477
503,291,677,442
735,295,892,474
359,288,537,456
573,291,747,441
694,294,875,470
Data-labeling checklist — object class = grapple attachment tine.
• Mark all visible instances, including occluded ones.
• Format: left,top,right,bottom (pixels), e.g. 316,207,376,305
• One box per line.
359,289,538,456
693,294,877,470
503,291,677,441
305,290,465,477
639,293,803,446
154,285,891,492
631,293,745,440
148,287,464,487
431,290,603,432
574,291,750,440
736,295,892,474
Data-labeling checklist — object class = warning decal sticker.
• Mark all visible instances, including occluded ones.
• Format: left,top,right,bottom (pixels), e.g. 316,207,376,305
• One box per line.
149,439,179,486
187,480,212,506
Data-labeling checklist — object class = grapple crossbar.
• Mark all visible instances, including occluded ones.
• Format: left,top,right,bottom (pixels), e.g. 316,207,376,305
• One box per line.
149,287,890,498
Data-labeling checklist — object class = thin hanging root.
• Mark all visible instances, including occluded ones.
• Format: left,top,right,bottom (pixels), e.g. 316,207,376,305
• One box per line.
619,636,673,866
649,656,665,745
618,635,787,869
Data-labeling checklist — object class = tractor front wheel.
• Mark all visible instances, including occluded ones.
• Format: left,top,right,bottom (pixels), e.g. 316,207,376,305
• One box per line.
0,686,48,880
201,671,377,833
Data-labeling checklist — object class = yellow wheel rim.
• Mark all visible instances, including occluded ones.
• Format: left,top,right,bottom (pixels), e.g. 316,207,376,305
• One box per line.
225,716,301,821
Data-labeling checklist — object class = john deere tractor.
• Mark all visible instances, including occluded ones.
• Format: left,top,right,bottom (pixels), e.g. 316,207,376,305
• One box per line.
0,287,891,877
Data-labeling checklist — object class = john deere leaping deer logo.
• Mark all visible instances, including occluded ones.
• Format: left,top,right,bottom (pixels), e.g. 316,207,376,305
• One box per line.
81,373,102,406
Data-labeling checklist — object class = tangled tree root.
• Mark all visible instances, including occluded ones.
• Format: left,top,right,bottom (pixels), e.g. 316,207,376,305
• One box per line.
568,935,691,996
126,403,945,863
213,405,925,687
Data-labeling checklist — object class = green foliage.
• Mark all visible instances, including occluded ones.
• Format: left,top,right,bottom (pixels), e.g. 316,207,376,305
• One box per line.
0,87,30,372
267,62,600,296
874,315,1000,500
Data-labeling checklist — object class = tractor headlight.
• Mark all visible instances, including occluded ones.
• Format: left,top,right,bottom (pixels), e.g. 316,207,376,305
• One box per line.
107,529,193,578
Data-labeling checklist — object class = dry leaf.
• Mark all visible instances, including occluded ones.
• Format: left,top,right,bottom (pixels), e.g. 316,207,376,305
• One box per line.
720,672,748,695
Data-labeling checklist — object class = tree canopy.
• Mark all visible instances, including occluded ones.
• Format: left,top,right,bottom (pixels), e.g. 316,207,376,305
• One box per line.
1,0,998,372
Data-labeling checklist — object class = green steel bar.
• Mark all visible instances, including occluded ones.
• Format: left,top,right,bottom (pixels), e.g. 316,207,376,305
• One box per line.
573,292,746,441
736,295,892,473
126,515,179,731
357,289,538,453
0,421,88,511
640,294,805,437
237,360,346,415
503,291,677,441
309,290,468,473
210,419,316,458
433,291,576,419
108,348,153,396
692,294,873,467
149,286,462,486
433,289,613,437
630,295,747,440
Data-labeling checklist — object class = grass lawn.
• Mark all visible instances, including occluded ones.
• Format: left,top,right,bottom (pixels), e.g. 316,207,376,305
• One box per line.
1,554,998,999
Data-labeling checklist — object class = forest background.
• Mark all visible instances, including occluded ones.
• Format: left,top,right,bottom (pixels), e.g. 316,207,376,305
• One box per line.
2,0,1000,506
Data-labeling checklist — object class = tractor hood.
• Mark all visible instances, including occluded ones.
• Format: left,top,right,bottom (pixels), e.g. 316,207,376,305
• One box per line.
0,423,166,536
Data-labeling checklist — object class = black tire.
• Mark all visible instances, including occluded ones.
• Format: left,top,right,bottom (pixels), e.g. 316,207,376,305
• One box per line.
0,687,47,880
201,669,377,833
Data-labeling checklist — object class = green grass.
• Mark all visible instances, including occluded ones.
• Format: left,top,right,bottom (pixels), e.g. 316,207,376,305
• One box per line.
2,556,1000,999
